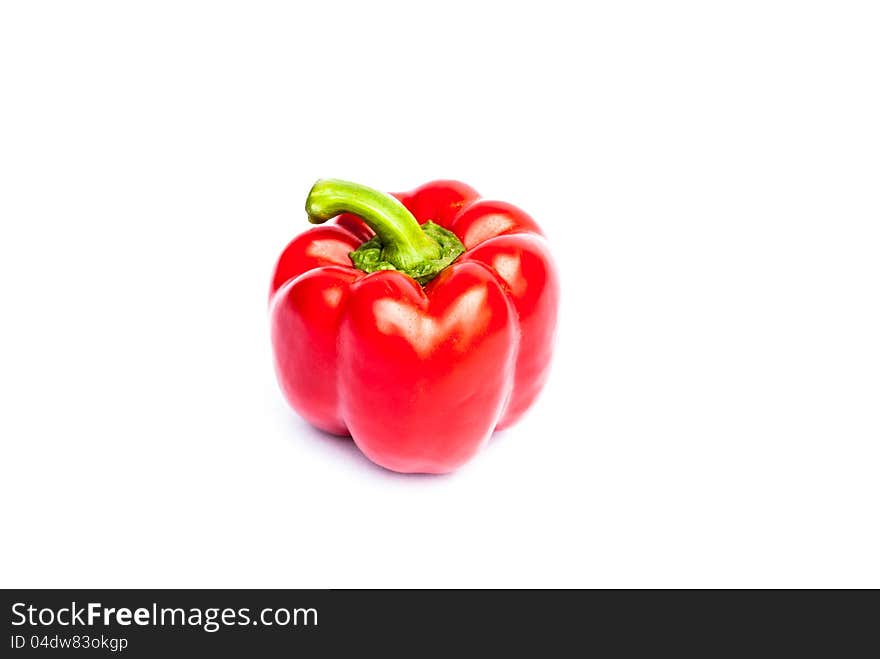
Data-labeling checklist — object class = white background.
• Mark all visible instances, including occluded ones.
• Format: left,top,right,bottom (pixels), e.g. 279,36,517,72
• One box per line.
1,1,878,588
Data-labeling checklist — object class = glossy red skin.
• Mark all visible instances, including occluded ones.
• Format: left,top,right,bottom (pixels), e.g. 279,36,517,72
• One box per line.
269,181,559,473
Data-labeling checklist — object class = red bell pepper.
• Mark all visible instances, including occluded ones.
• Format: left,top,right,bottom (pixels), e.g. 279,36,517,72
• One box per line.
269,179,559,473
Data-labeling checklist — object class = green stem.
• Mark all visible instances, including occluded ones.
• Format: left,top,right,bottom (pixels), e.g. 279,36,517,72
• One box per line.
305,179,464,284
306,179,441,270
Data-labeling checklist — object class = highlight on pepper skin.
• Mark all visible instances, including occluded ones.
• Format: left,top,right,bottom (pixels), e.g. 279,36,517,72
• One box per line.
269,178,559,474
